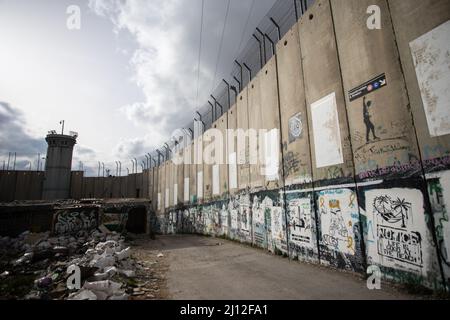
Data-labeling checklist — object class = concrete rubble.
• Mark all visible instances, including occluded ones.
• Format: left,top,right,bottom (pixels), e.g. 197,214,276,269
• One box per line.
0,228,151,300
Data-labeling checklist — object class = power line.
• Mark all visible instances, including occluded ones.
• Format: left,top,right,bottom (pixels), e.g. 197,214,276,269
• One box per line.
195,0,205,109
211,0,231,93
234,0,256,59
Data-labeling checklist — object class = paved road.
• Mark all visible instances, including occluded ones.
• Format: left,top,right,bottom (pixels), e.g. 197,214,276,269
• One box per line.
144,235,416,300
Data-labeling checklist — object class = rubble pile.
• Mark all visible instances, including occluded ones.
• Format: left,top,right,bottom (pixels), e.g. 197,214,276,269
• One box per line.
0,229,144,300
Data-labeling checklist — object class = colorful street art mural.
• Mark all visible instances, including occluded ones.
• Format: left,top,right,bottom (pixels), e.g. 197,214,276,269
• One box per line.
161,181,447,291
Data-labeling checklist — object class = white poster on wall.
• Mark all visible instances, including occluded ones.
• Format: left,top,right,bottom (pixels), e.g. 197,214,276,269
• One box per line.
229,152,237,189
197,171,203,199
410,20,450,137
173,184,178,206
213,164,220,195
311,92,343,168
184,177,189,202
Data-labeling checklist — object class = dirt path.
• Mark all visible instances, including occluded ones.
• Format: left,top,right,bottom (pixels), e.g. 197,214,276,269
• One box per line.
131,234,421,300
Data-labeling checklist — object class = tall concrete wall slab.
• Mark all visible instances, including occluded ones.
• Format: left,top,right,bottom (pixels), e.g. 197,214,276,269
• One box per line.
83,177,95,198
0,171,17,202
298,0,354,185
104,177,113,198
228,104,238,195
29,172,44,200
248,74,264,190
111,177,120,198
137,172,144,198
203,129,213,203
94,177,103,198
196,136,204,203
389,0,450,173
215,112,229,199
150,168,155,202
70,171,83,200
168,160,174,209
331,0,421,181
189,142,197,204
14,172,28,201
163,162,169,212
152,168,158,211
183,144,192,204
159,163,165,214
157,165,163,213
176,158,183,206
14,172,33,200
142,170,149,199
0,171,44,202
276,25,313,188
236,88,250,191
260,57,283,191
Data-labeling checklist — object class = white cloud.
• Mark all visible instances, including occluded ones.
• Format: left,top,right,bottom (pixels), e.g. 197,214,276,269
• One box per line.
89,0,201,141
89,0,276,154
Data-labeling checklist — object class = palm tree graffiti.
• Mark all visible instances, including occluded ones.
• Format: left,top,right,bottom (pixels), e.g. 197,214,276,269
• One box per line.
392,197,411,228
373,195,412,228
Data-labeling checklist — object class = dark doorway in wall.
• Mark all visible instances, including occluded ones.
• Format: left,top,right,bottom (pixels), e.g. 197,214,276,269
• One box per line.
136,189,140,198
126,207,146,234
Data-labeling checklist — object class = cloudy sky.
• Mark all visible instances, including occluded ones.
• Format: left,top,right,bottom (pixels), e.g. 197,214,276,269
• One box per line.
0,0,275,175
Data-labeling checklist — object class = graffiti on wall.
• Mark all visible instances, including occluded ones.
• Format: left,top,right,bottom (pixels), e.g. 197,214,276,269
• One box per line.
269,204,286,254
288,198,313,249
167,211,177,234
288,112,303,143
428,171,450,285
219,203,229,237
365,188,433,275
229,194,251,243
251,195,267,248
285,192,318,262
54,209,98,235
318,189,358,256
282,150,312,185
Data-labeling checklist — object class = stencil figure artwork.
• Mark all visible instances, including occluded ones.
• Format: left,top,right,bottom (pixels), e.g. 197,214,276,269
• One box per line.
363,96,379,143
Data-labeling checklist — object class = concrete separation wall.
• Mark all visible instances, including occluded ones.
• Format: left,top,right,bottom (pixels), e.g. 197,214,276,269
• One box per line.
156,0,450,293
1,0,449,293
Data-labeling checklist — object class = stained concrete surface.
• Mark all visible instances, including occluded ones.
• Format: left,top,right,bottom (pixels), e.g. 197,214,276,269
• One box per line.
143,235,419,300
